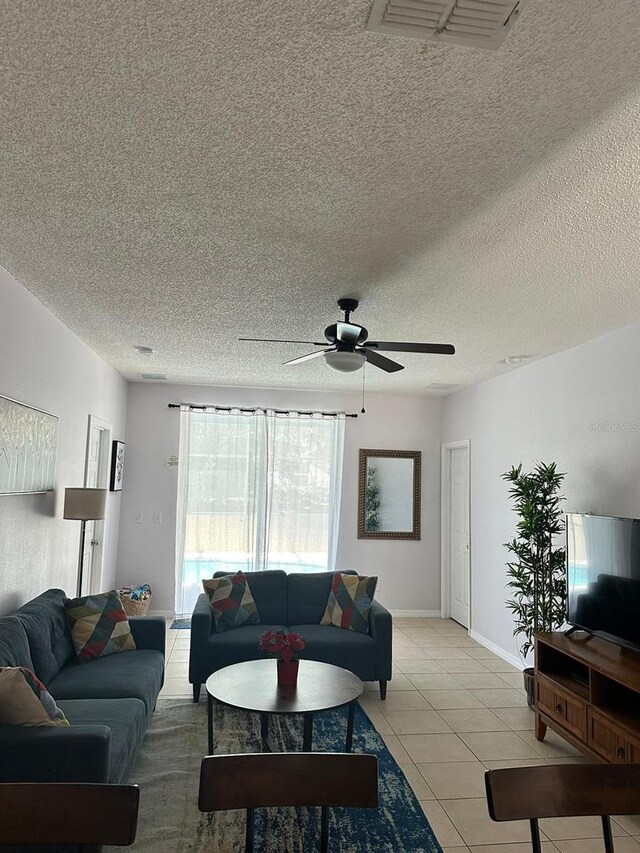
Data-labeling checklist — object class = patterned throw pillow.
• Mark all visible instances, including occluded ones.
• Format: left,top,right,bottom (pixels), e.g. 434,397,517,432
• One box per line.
321,572,378,633
202,571,260,632
66,590,136,661
0,667,69,727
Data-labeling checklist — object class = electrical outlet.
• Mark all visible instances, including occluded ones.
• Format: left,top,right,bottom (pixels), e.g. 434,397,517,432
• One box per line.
133,512,143,524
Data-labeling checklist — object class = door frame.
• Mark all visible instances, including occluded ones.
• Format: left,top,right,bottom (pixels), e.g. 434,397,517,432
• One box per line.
83,414,112,594
440,439,471,625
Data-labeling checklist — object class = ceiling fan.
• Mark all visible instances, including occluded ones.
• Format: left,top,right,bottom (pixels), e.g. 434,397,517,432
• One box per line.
239,298,455,373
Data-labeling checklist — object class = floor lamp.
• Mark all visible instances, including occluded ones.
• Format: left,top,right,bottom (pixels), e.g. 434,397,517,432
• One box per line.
64,487,107,597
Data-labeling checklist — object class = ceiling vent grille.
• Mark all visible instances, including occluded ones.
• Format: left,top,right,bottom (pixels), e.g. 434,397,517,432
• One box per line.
427,382,459,392
366,0,526,50
139,373,167,381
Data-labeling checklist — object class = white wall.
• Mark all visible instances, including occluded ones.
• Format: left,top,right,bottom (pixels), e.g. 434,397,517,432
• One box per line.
442,322,640,662
116,383,443,614
0,266,127,614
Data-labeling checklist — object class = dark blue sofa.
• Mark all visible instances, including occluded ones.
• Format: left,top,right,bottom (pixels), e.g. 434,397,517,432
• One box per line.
189,570,393,701
0,589,165,784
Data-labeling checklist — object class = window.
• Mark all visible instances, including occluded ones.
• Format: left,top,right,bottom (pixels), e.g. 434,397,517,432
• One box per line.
175,409,345,615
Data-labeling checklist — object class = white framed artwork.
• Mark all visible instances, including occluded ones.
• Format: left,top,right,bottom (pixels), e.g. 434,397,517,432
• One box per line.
0,394,59,495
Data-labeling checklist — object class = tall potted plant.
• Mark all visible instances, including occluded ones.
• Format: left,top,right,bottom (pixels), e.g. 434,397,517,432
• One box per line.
502,461,567,706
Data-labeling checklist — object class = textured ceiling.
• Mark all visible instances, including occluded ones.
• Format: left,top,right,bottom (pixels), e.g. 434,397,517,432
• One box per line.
1,1,639,393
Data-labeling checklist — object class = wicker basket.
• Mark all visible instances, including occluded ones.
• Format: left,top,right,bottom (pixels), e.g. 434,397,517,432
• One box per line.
119,593,152,617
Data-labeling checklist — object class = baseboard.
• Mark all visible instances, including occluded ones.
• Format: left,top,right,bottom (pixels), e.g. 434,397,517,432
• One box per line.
469,629,524,670
390,610,442,618
150,610,175,619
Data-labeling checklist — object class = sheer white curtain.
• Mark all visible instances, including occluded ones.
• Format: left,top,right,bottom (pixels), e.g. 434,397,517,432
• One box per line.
175,408,345,616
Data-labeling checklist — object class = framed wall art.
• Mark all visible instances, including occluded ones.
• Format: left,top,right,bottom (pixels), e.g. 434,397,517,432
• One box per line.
357,448,421,540
0,394,59,495
110,440,125,492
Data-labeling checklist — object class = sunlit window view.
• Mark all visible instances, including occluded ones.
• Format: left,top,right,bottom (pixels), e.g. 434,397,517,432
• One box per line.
176,411,344,615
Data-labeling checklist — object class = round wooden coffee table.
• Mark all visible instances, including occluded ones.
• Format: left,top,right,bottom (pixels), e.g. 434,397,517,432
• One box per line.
205,659,363,755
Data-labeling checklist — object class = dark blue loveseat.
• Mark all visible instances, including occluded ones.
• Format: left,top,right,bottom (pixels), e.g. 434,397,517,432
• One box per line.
189,570,393,701
0,589,165,784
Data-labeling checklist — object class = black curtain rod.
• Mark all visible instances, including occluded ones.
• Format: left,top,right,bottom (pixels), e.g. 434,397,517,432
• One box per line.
167,403,358,418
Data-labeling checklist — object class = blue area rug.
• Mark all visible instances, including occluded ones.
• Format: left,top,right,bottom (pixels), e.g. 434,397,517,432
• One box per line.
249,703,444,853
171,618,191,629
116,698,443,852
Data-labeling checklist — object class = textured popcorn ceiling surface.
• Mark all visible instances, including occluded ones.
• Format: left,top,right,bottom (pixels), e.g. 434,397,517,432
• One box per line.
1,1,639,393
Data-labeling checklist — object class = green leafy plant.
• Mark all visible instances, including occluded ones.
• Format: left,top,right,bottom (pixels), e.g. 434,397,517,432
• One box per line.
502,461,567,660
365,466,381,531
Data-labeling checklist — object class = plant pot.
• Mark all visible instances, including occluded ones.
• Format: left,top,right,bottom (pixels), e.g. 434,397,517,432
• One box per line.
523,666,535,708
277,659,299,687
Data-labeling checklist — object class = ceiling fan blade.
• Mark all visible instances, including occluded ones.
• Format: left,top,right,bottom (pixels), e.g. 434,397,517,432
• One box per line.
365,341,455,355
239,337,326,346
363,349,404,373
283,348,334,366
336,322,363,347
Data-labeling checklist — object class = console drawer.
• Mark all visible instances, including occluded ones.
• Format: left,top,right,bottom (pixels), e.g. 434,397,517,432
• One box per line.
588,708,640,763
536,674,587,740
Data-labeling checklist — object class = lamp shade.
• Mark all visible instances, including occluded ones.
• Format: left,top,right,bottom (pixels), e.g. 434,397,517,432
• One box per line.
323,350,365,373
63,487,107,521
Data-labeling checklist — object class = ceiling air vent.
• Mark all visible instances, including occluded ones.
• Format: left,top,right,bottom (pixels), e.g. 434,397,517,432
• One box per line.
366,0,526,50
139,373,167,381
427,382,458,392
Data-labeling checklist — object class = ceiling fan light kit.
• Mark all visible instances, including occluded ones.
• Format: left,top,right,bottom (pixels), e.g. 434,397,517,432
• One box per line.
239,298,455,377
324,349,366,373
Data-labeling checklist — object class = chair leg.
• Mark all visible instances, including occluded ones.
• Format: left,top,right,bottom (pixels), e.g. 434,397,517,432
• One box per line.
193,683,201,703
379,681,387,700
529,819,542,853
602,815,614,853
320,806,329,853
246,806,255,853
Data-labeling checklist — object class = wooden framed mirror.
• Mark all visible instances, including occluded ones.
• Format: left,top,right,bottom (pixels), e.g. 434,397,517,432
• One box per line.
357,449,421,540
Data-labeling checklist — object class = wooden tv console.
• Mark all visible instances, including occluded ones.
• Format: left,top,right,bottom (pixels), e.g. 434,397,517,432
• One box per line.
535,631,640,763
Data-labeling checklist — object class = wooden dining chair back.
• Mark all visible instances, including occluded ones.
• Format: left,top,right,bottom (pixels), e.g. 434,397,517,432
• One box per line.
485,764,640,853
0,782,140,852
199,752,378,853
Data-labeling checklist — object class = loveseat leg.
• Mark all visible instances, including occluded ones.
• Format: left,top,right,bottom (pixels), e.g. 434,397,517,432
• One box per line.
193,683,201,703
379,681,387,700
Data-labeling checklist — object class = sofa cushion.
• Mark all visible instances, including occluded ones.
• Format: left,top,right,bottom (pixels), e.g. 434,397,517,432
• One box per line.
289,624,378,679
48,649,164,713
206,624,287,670
0,667,69,727
15,589,74,684
286,572,335,625
57,697,147,784
213,570,288,626
203,571,260,632
287,570,358,625
0,616,34,670
66,590,137,661
321,572,378,633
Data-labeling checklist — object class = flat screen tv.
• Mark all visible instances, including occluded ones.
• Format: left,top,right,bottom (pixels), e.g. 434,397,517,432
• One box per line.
566,513,640,652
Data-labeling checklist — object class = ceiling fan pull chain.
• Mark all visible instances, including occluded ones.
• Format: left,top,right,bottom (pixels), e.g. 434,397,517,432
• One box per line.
361,359,366,414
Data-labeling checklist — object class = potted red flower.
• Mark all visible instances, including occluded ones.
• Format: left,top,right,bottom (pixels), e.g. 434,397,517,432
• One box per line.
258,629,306,687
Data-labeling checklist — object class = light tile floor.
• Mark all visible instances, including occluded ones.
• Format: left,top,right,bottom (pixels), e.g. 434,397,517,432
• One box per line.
161,617,640,852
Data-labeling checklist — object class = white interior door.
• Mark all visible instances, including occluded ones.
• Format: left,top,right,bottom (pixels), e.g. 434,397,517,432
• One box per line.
449,445,470,627
82,417,111,596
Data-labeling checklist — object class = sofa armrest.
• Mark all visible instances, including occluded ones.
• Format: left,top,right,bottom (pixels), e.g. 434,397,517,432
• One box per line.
0,725,111,783
189,595,214,686
192,593,214,641
129,616,166,655
369,600,393,681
